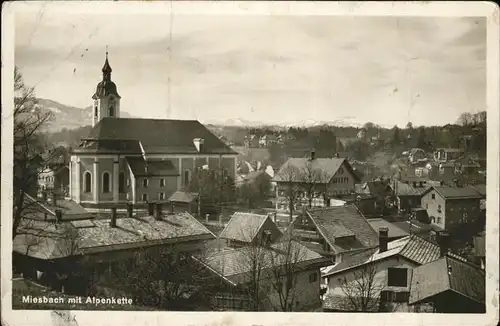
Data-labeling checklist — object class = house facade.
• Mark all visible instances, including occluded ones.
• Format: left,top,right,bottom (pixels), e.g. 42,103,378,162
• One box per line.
274,155,359,212
421,186,482,231
38,165,70,197
69,52,237,208
322,230,468,312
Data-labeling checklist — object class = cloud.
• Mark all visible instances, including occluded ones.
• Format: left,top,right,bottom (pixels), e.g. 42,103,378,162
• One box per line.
14,11,486,127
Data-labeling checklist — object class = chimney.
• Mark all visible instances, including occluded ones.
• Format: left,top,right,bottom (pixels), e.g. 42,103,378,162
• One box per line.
148,202,155,216
438,231,450,257
193,138,205,152
127,203,134,217
440,180,445,186
205,213,209,224
110,207,117,227
412,181,417,188
155,203,162,220
419,181,424,188
171,202,176,214
335,152,340,158
55,209,62,223
273,212,277,224
379,227,389,252
310,149,316,161
218,214,223,227
51,192,57,206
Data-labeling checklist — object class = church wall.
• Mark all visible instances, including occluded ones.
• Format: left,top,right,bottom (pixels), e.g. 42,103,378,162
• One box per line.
98,158,115,202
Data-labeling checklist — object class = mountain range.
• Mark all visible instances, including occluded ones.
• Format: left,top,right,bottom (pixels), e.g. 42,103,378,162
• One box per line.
35,98,391,132
34,98,133,132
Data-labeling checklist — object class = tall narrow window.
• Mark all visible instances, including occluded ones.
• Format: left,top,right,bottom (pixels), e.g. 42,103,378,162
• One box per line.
143,179,149,188
142,193,148,202
184,170,190,186
159,178,165,188
94,106,98,117
108,105,114,117
102,172,111,193
119,172,125,193
84,171,92,193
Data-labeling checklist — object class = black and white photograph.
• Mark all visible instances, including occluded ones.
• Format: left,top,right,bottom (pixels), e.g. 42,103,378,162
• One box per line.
1,1,499,326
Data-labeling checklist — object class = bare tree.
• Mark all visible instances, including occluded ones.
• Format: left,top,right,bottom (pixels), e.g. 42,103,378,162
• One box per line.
300,160,327,209
13,67,55,239
268,237,308,311
276,164,303,223
337,260,384,312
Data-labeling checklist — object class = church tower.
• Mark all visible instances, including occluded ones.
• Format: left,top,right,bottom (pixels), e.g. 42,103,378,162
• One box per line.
92,49,121,126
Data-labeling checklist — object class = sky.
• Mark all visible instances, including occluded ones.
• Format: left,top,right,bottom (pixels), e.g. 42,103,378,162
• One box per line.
15,9,486,127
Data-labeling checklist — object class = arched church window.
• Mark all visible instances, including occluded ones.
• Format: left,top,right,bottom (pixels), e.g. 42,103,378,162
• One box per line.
102,172,111,193
109,105,114,117
94,106,98,117
84,171,92,193
184,170,191,187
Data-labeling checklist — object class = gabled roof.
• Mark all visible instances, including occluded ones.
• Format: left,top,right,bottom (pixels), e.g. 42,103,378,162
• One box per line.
391,180,429,197
274,157,359,183
409,256,485,305
79,118,237,155
323,235,468,277
197,241,327,285
23,194,89,220
304,205,379,254
13,212,215,259
422,186,483,200
125,156,179,177
219,212,279,243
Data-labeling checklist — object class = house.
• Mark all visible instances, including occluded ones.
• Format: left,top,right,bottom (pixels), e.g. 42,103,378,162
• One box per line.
354,180,392,216
244,135,259,148
168,190,199,214
259,134,277,147
420,186,483,232
408,255,485,313
390,180,429,213
408,148,427,165
273,152,360,212
219,212,282,248
192,240,329,311
69,52,237,209
367,218,409,241
38,165,70,198
433,148,464,163
289,205,379,264
13,200,216,296
322,230,467,312
454,156,481,175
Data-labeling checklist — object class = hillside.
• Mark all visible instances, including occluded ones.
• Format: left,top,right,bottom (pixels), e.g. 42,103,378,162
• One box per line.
35,98,133,132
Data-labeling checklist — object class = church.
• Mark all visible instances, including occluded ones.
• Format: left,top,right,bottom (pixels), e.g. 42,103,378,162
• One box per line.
69,52,238,208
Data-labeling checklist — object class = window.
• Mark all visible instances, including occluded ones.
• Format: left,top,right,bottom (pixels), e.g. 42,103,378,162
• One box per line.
108,105,114,117
84,171,92,193
437,216,442,224
462,212,469,223
143,179,149,188
159,178,165,187
431,193,436,200
94,105,98,117
387,268,408,287
119,172,125,193
102,172,111,193
159,192,165,201
262,230,272,245
309,272,318,283
184,170,191,186
142,193,148,202
437,204,442,213
126,178,130,186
